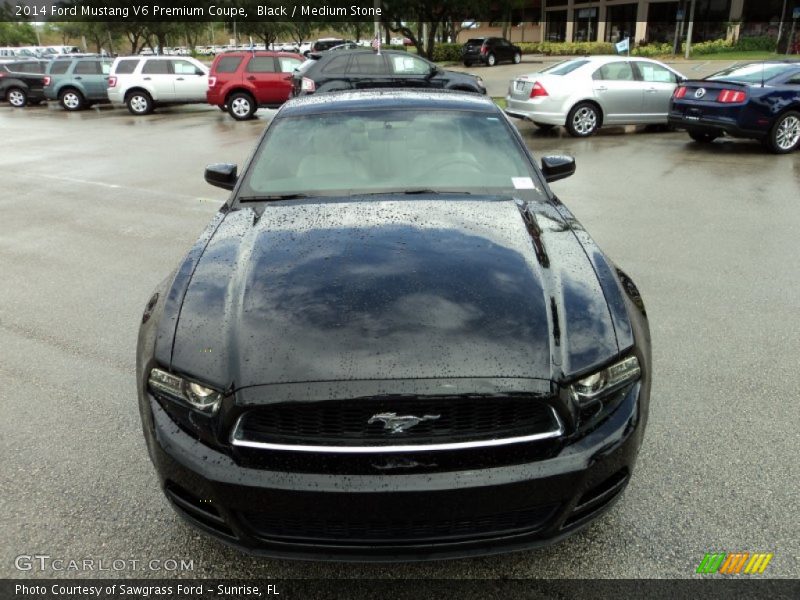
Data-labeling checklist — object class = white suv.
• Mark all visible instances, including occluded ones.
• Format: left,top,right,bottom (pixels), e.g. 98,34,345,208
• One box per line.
107,56,209,115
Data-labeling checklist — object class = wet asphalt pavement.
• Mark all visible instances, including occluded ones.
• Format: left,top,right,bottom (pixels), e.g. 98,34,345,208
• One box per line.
1,86,799,580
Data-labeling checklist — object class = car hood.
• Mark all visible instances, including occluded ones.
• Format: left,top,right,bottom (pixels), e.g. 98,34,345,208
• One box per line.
170,197,620,391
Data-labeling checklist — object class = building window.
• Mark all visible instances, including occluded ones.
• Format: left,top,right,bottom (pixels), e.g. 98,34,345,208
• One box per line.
574,7,599,42
545,10,568,42
606,3,638,43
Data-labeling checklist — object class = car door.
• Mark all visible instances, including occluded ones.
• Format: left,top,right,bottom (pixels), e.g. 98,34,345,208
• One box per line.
387,53,444,90
171,59,207,102
243,55,283,104
635,61,680,122
495,38,512,62
346,53,391,89
73,60,109,99
140,59,174,100
591,61,645,124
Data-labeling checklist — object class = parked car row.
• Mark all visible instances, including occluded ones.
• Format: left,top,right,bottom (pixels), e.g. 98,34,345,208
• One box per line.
503,56,800,153
1,49,486,120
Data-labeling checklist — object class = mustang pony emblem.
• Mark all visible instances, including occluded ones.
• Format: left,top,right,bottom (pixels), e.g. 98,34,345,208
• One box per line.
368,412,441,434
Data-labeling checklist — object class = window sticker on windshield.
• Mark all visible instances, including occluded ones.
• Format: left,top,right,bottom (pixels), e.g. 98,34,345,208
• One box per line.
512,177,536,190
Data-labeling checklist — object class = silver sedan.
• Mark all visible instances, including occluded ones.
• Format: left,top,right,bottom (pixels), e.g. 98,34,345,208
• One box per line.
505,56,686,137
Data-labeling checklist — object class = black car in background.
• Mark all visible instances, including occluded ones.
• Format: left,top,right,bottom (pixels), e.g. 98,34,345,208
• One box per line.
0,59,48,107
293,50,485,96
303,38,349,57
669,60,800,153
136,90,651,560
462,37,522,67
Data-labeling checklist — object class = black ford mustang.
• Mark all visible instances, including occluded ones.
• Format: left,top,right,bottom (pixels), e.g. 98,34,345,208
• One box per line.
136,90,651,561
669,60,800,153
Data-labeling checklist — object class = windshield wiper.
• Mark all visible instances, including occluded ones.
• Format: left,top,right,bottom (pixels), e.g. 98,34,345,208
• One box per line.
360,189,472,196
238,193,311,202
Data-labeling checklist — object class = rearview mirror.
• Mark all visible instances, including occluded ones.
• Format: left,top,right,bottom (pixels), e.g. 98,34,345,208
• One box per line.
205,163,238,190
541,155,576,183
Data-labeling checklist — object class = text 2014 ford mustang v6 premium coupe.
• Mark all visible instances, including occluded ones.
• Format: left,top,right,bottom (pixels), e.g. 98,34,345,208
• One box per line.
136,90,651,561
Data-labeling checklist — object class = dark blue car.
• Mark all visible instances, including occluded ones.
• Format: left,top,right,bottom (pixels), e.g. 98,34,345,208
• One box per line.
668,60,800,153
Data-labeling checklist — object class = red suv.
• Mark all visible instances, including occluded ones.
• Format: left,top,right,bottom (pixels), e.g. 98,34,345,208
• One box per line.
207,51,304,120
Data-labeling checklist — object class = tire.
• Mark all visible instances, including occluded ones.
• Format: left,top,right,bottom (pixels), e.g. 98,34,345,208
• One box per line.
59,88,85,111
566,102,600,137
513,52,522,64
7,87,27,107
688,130,720,143
228,92,256,120
463,60,472,67
533,122,556,131
126,91,153,115
486,53,496,67
763,111,800,154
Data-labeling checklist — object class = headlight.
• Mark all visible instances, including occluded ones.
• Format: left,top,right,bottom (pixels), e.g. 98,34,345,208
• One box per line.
569,356,641,407
148,368,222,414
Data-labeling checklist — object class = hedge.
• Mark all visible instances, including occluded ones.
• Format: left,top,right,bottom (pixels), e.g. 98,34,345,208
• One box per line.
431,42,462,62
434,35,775,59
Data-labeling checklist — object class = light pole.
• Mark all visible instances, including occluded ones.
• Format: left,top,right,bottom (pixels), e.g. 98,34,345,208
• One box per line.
684,0,696,60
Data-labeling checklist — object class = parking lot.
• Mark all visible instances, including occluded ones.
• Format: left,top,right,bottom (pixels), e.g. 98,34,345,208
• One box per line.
1,85,799,580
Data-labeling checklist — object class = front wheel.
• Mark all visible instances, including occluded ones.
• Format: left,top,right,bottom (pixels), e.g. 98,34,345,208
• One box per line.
59,89,85,111
688,130,720,143
566,102,600,137
7,87,27,107
126,91,153,115
463,60,472,67
486,53,496,67
227,92,256,120
513,52,521,64
764,111,800,154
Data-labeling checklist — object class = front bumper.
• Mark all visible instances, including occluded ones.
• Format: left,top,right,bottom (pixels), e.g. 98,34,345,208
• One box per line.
141,383,645,561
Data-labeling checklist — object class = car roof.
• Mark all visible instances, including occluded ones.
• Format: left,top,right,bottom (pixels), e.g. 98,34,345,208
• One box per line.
279,89,497,117
218,50,300,57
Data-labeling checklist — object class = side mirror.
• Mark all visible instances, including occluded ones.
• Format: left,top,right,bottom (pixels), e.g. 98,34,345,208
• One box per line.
427,65,440,78
205,163,238,190
541,155,576,183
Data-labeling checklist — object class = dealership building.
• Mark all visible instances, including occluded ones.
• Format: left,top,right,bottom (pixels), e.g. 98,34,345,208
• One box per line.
461,1,793,45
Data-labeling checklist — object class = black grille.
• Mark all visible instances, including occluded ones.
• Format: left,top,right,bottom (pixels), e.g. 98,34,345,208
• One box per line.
240,504,558,544
233,395,559,447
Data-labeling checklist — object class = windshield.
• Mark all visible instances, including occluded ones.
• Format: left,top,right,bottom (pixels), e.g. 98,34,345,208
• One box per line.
540,59,589,76
239,109,537,197
706,63,793,84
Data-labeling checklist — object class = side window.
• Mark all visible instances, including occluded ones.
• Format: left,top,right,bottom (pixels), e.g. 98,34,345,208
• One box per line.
278,57,302,72
101,62,111,75
390,55,431,75
9,62,33,73
171,60,201,75
246,56,277,73
114,59,139,75
74,61,101,75
348,53,387,75
142,60,170,75
49,61,70,75
593,62,635,81
215,56,243,73
638,62,677,84
322,55,349,73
